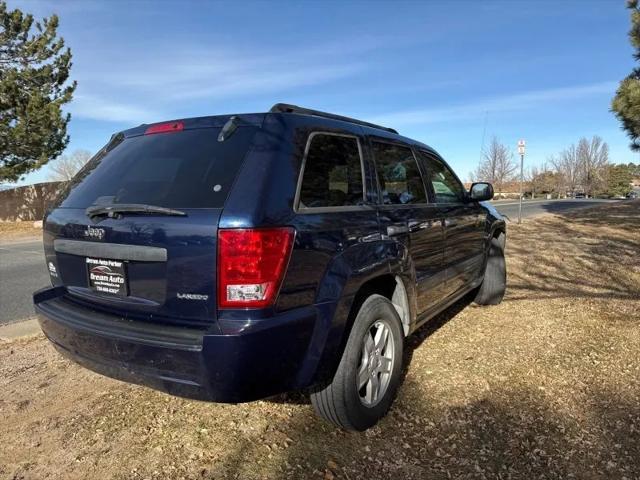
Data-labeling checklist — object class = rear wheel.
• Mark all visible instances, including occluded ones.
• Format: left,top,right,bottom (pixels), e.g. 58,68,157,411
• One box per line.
310,295,403,431
474,233,506,305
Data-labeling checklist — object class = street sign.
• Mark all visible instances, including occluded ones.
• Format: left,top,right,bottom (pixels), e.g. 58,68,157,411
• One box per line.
518,139,526,155
517,139,525,224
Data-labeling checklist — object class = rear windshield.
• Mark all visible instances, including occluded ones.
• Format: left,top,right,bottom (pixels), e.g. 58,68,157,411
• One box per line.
59,127,257,209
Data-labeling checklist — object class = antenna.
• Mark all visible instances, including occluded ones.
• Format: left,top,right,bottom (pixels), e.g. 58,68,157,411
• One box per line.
479,110,488,163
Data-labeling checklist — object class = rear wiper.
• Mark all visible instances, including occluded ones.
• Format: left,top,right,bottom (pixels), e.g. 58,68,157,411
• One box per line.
86,203,187,219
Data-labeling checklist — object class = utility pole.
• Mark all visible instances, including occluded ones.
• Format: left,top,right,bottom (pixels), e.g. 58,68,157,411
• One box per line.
517,139,526,224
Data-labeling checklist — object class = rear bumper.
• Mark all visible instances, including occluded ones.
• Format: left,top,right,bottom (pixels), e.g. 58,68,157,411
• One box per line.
34,287,323,403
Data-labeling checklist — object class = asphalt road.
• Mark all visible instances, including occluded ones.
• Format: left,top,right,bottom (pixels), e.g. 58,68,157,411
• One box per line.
0,198,621,326
492,198,619,220
0,240,48,326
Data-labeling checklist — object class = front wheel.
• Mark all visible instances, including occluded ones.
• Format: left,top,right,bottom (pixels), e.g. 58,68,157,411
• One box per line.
310,295,404,431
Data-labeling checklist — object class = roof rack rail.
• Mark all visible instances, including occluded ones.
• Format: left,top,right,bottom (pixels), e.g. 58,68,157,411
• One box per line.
270,103,398,134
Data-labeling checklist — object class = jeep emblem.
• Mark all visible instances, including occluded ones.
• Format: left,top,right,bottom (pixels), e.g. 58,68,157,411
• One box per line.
84,225,105,240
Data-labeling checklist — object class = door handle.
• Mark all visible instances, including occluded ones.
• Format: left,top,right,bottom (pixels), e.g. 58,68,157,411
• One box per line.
386,224,408,236
359,232,383,243
408,220,421,232
443,218,457,228
408,220,435,232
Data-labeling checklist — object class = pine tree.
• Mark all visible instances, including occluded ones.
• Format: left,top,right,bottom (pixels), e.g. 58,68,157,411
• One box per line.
603,164,633,197
612,0,640,151
0,2,76,182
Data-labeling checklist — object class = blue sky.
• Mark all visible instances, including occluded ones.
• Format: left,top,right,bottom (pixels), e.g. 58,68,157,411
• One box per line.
11,0,640,185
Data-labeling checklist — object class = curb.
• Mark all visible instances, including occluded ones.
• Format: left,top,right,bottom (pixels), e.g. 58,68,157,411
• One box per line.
0,319,41,340
0,235,42,246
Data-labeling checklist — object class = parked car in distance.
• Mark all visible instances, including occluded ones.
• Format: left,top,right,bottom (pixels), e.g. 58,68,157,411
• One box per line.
627,191,638,199
33,104,506,431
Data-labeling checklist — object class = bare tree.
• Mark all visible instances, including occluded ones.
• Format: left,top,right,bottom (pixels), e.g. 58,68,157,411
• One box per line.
546,156,566,198
474,136,517,193
577,136,609,197
522,165,534,198
528,160,566,199
48,150,92,182
549,136,610,197
528,163,542,198
551,146,580,196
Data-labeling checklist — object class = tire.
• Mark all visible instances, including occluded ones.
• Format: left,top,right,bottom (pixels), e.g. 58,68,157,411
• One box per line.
310,294,404,431
474,233,506,305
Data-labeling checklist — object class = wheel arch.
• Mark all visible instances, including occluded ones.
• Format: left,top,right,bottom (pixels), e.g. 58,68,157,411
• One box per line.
309,267,415,387
492,224,506,247
346,273,412,337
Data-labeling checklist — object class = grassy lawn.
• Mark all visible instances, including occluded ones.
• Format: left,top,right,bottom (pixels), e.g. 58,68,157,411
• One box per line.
1,201,639,480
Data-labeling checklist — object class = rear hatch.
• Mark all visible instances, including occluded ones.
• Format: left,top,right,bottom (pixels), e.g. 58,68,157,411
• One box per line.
43,118,260,327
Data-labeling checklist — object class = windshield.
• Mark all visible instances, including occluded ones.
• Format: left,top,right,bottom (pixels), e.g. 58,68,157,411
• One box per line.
58,126,258,209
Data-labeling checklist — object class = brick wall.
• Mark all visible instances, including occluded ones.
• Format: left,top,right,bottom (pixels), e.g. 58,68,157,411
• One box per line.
0,181,67,221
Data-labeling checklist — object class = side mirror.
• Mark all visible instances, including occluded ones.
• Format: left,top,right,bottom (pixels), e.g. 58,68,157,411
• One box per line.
469,182,494,202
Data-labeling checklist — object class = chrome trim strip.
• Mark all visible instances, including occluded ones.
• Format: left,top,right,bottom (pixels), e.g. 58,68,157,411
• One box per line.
54,239,167,262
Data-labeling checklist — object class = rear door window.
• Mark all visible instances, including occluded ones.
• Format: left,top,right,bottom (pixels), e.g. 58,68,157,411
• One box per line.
298,133,364,209
59,127,258,209
371,142,427,205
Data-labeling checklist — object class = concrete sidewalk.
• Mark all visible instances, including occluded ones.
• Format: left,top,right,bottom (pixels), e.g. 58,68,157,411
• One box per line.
0,318,40,341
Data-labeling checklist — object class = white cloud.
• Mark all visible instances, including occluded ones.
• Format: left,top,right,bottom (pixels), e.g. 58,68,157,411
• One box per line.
68,43,368,122
156,63,364,101
367,81,618,126
69,93,161,124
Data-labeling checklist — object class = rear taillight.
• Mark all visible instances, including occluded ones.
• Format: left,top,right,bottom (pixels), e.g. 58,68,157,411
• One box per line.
145,121,184,135
217,228,295,309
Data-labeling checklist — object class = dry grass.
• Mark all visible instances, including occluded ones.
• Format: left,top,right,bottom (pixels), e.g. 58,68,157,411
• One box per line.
0,221,41,242
1,201,639,480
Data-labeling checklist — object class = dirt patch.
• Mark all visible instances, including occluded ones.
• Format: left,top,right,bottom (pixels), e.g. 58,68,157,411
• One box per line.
1,201,639,479
0,221,41,242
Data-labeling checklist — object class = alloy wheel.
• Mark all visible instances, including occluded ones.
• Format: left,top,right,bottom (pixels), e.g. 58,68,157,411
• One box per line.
356,319,395,406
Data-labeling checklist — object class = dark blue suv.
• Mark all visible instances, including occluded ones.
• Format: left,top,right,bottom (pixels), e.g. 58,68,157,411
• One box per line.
34,104,506,431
